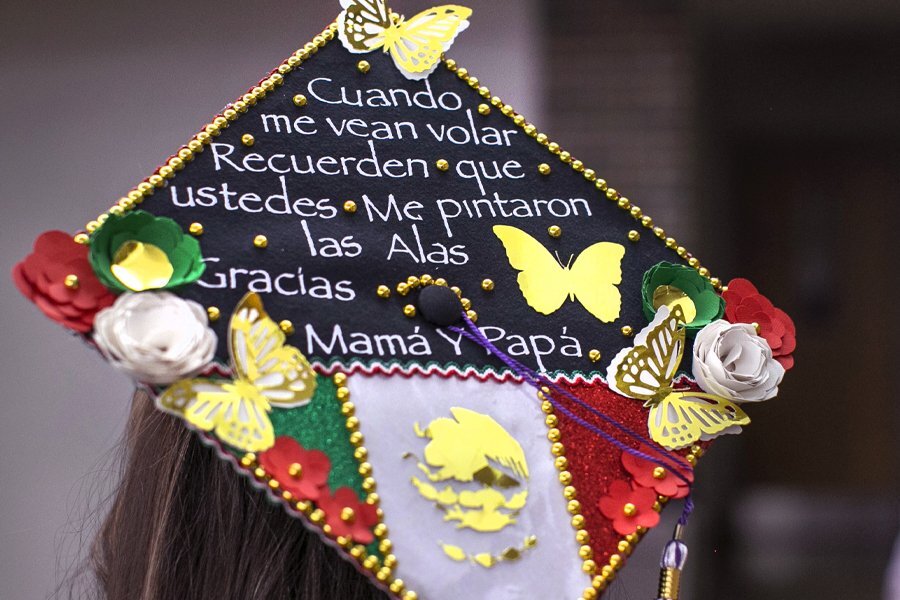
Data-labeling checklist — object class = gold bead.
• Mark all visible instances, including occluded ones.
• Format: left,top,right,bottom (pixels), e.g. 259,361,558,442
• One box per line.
241,134,255,147
630,206,643,219
501,104,514,117
567,500,581,514
434,277,447,286
376,285,391,298
588,349,602,362
552,442,565,456
457,67,469,79
349,431,364,446
547,428,561,442
605,188,619,200
538,163,552,176
403,592,418,600
389,579,405,594
336,386,351,401
536,133,549,145
617,540,631,554
654,227,666,239
666,237,677,248
354,446,368,460
343,200,357,214
559,151,572,163
627,230,640,242
548,142,560,154
420,274,433,285
341,402,355,417
466,310,478,322
622,503,637,517
477,103,491,115
554,456,568,470
572,159,584,172
564,486,577,500
189,222,204,236
576,529,590,544
699,267,710,278
403,304,416,318
253,235,268,248
609,553,623,568
617,197,631,210
410,276,422,288
571,514,585,529
545,414,558,427
579,544,593,559
547,225,562,238
357,60,370,73
559,471,573,486
345,416,360,431
653,466,667,479
444,58,457,70
333,372,347,386
207,306,221,322
435,159,450,172
583,168,596,181
280,320,295,335
396,282,410,296
677,246,688,257
460,298,472,310
583,588,598,600
621,326,634,337
73,233,89,245
582,559,597,574
291,94,307,107
524,124,537,137
710,277,722,290
641,215,654,228
63,274,79,290
688,257,700,268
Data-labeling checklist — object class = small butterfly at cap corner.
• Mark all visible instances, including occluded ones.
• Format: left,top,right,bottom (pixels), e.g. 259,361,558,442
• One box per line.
492,224,626,323
337,0,472,80
606,305,750,450
157,292,317,453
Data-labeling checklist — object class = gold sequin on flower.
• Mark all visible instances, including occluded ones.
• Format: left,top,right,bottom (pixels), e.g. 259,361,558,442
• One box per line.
111,241,174,291
64,274,79,290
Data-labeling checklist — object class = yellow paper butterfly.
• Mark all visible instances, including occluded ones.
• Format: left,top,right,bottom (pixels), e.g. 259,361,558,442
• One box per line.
492,225,626,323
606,305,750,450
157,293,317,452
337,0,472,80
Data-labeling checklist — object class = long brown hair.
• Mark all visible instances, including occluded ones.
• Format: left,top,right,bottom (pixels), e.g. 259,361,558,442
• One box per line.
77,391,387,599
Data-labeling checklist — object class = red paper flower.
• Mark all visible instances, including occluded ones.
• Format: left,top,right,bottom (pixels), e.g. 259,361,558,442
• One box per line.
13,231,116,333
598,480,660,536
259,436,331,502
622,446,693,499
723,278,796,370
318,487,379,544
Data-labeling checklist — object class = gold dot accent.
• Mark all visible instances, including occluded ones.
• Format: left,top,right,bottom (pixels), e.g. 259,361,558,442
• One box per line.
293,94,308,107
652,467,667,480
340,507,356,523
435,159,450,171
627,230,640,242
343,200,357,214
622,503,637,517
621,326,634,337
403,304,416,318
279,320,295,335
288,463,303,478
73,233,89,245
241,133,255,147
376,285,391,298
207,306,221,322
357,60,371,73
538,163,551,176
481,279,494,291
466,310,478,323
253,235,268,248
396,282,410,296
588,349,601,363
477,103,491,115
64,274,79,290
548,225,562,238
189,222,204,236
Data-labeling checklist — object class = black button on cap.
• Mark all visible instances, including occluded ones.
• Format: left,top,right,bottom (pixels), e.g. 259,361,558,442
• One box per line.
418,285,463,327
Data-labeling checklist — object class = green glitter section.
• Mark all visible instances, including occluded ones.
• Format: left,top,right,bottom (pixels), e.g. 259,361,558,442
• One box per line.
269,375,364,495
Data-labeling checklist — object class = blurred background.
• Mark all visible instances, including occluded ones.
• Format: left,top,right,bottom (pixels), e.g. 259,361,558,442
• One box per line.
1,0,898,598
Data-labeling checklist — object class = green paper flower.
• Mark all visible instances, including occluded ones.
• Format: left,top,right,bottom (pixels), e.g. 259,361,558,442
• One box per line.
89,210,205,293
641,262,724,335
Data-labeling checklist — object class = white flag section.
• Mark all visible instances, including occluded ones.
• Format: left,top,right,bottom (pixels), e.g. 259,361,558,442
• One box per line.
350,374,588,599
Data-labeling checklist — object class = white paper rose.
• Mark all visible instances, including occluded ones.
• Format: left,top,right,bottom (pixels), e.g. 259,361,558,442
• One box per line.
93,292,217,385
692,320,785,402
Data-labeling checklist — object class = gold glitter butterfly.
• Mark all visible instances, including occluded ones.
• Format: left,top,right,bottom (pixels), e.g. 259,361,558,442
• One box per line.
607,306,750,450
337,0,472,80
157,293,316,452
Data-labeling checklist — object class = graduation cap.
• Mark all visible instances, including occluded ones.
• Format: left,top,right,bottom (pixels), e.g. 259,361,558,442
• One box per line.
13,1,797,598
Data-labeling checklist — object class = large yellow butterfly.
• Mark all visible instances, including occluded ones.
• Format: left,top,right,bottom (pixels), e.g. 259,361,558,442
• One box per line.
157,293,317,452
337,0,472,80
607,305,750,450
492,225,625,323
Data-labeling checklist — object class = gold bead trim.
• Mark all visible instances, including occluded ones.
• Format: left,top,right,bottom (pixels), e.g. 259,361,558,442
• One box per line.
239,371,417,600
440,57,722,291
590,444,704,596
